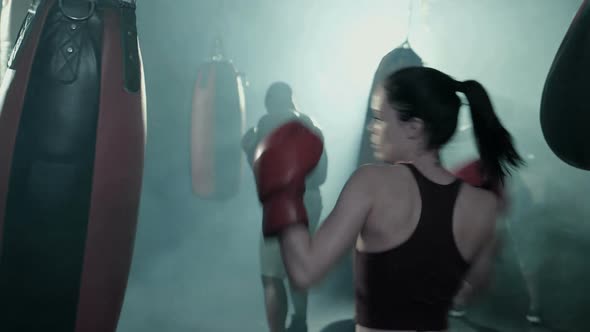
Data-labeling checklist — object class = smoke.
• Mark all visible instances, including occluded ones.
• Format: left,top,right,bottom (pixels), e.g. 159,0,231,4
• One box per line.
118,1,590,331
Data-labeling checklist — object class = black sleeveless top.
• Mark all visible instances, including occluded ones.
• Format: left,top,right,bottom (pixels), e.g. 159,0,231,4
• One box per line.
354,163,471,331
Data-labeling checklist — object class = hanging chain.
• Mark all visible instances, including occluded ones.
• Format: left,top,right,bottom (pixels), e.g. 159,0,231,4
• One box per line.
403,0,416,48
212,0,227,60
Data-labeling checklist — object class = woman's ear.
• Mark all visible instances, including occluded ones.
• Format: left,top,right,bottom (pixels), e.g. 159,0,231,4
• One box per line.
404,117,424,139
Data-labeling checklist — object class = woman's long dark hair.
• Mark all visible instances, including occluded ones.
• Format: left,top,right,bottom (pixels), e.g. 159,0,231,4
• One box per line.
384,67,524,183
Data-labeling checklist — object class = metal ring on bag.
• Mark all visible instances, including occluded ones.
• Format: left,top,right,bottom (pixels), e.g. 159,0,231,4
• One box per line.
59,0,96,21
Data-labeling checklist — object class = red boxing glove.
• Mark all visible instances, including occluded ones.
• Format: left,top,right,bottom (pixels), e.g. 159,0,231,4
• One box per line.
453,159,487,188
452,159,507,209
253,121,323,237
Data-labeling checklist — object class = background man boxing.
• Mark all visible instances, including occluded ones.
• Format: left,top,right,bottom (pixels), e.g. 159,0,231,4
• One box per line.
452,159,541,324
242,82,327,332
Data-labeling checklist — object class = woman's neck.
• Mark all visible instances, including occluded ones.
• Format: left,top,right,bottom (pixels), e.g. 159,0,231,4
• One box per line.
410,150,442,167
405,150,455,180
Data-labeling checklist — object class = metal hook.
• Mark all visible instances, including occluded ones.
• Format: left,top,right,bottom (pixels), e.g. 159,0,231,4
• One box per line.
401,38,412,49
59,0,96,22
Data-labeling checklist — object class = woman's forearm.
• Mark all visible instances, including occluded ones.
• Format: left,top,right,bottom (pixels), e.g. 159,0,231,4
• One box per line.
279,225,314,289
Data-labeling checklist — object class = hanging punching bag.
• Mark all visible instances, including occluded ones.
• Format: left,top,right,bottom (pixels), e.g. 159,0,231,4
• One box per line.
0,1,146,331
0,0,30,81
357,42,423,166
540,0,590,170
191,38,246,200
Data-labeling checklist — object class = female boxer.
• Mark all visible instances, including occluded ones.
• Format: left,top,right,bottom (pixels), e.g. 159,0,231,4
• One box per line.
252,67,524,332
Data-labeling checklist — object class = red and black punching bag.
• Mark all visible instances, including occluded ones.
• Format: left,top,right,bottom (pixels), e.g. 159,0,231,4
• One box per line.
357,42,423,166
540,0,590,170
0,0,146,331
191,38,246,199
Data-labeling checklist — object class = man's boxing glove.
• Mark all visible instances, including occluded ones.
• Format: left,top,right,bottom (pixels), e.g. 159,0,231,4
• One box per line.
253,121,323,237
453,159,508,212
454,159,494,192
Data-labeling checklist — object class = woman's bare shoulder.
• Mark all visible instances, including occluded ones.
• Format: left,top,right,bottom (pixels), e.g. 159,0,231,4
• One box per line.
352,163,413,192
460,184,500,224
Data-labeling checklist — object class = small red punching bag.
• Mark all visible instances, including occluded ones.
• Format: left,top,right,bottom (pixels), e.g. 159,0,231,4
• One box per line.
540,0,590,170
357,41,423,166
191,38,246,199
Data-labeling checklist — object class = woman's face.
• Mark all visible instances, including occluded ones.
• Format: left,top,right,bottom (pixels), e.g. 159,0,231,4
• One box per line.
369,86,413,163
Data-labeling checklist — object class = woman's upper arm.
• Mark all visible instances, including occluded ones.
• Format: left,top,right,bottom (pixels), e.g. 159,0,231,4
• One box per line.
306,165,376,281
464,193,500,287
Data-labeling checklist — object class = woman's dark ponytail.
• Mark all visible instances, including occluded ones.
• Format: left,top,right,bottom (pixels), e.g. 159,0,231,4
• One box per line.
456,80,524,183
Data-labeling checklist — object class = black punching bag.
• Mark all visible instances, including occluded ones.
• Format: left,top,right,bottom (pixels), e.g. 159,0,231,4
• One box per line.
540,0,590,170
357,42,423,166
